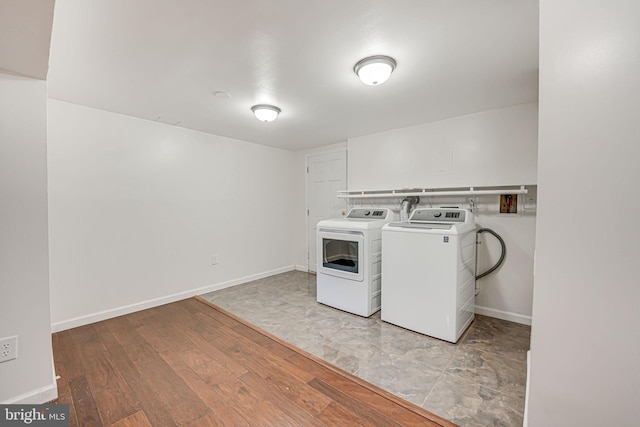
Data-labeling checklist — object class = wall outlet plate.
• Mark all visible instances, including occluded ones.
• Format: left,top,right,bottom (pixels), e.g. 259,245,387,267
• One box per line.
0,335,18,362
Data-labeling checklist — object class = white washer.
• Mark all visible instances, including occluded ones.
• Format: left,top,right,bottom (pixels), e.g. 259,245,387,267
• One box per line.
381,208,476,343
317,208,393,317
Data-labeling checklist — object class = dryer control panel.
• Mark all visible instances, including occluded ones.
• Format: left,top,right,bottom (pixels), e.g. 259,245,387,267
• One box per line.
347,208,391,219
409,208,466,223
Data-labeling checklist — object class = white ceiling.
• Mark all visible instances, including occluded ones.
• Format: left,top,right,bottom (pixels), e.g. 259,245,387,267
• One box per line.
47,0,539,151
0,0,55,79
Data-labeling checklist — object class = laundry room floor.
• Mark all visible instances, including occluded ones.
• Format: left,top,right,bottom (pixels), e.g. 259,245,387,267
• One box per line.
201,271,530,427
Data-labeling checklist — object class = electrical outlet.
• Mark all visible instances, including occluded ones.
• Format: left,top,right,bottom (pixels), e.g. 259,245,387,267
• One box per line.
211,254,219,265
0,336,18,363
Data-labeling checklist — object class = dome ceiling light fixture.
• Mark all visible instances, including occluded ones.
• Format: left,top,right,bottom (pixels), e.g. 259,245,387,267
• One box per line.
251,104,281,122
354,55,397,86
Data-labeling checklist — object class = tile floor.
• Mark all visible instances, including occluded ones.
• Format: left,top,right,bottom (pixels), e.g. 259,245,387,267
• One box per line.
201,271,530,427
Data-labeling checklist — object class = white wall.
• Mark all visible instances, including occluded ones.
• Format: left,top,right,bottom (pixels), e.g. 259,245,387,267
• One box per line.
473,191,536,322
48,100,298,330
348,103,538,190
528,1,640,426
346,104,539,323
0,73,56,403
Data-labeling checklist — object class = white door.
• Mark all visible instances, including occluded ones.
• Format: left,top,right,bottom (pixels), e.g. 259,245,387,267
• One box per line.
307,150,347,272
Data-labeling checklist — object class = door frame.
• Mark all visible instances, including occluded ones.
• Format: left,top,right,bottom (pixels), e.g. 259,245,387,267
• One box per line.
305,149,348,272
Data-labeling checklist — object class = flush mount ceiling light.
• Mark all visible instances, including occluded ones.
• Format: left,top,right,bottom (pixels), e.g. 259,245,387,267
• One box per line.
354,55,397,86
251,104,281,122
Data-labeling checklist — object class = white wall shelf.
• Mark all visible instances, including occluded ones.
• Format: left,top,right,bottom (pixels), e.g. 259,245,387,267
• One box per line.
337,185,529,199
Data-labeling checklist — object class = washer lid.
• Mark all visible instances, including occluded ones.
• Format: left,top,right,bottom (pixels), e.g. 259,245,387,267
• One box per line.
386,222,453,230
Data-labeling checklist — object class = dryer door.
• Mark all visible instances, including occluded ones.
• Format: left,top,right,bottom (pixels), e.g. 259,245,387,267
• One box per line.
317,229,365,282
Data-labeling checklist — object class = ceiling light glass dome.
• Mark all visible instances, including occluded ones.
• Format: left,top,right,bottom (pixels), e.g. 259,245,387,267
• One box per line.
354,55,397,86
251,104,281,122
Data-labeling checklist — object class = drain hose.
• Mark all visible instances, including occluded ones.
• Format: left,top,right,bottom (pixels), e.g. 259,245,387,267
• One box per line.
476,228,506,280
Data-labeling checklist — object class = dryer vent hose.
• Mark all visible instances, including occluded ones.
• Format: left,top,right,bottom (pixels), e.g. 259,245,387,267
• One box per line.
476,228,506,280
400,196,420,222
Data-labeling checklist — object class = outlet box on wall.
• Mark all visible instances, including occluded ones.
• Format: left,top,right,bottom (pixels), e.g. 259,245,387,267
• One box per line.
499,194,518,214
0,335,18,362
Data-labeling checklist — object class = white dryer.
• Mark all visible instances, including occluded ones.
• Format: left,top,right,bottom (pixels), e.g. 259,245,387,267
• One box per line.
317,208,393,317
381,208,476,343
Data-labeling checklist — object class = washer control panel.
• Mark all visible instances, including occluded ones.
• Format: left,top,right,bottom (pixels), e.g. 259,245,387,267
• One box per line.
409,208,466,223
347,208,391,219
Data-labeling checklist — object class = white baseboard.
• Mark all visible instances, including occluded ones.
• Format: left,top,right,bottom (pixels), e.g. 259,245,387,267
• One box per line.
523,350,531,427
294,264,308,272
475,305,532,325
2,382,58,404
3,353,60,404
51,265,297,332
